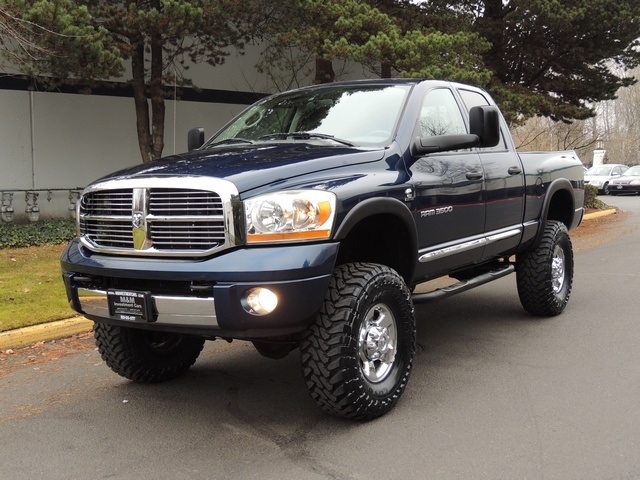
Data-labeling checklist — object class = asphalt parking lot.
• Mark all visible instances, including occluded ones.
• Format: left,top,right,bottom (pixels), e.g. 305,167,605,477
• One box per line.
1,194,639,480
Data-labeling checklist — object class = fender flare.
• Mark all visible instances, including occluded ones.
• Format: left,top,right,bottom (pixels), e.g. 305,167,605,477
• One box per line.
533,178,576,247
334,197,418,273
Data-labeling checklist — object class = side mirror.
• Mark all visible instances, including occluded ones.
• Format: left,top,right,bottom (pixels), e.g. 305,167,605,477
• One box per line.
469,105,500,148
411,134,480,157
409,105,502,162
188,127,205,151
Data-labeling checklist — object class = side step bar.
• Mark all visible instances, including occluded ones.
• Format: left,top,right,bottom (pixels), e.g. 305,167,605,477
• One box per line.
412,264,515,304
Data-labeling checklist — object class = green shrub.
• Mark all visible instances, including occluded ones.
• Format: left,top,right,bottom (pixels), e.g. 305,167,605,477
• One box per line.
0,219,77,248
583,184,609,210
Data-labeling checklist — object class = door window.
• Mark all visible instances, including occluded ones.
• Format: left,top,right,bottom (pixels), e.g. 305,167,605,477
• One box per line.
418,89,466,137
458,89,507,150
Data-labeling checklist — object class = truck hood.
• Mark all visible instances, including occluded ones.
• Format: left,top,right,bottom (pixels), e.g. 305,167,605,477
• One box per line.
96,143,385,194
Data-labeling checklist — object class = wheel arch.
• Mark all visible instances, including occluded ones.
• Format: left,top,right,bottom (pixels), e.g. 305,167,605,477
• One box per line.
533,179,577,246
334,198,418,283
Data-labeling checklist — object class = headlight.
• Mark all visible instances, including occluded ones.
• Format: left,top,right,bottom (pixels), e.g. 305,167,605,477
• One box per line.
631,180,640,185
245,190,336,243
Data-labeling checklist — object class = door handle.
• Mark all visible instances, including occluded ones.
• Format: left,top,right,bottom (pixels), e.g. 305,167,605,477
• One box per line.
466,171,484,180
508,166,522,175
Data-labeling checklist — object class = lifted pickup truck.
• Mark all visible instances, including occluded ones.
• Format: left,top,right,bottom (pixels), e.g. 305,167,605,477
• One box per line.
61,79,584,419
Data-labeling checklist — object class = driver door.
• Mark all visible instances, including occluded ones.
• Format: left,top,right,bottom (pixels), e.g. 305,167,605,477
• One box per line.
410,88,486,278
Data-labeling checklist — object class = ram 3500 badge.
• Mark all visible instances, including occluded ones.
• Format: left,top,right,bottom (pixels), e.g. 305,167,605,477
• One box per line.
61,80,584,420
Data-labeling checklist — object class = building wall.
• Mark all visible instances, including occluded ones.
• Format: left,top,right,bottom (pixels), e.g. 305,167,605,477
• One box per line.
0,45,270,221
0,44,370,221
0,89,253,220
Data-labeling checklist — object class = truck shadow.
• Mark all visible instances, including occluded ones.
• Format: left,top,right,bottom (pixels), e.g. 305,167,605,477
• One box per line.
106,282,540,429
86,284,555,476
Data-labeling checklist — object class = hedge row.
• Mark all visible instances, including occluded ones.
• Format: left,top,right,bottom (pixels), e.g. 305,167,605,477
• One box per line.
584,184,609,210
0,219,77,248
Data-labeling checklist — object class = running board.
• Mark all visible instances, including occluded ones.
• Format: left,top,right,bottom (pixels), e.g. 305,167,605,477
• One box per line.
412,264,515,304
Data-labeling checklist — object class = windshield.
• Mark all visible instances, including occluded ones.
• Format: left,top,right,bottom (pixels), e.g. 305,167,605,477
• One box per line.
206,84,411,147
623,166,640,176
586,166,615,176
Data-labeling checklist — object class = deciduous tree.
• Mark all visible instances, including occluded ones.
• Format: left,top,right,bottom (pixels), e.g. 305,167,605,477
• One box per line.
1,1,266,162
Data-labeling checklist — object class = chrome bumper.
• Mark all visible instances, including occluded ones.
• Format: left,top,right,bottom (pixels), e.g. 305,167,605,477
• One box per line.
77,288,218,328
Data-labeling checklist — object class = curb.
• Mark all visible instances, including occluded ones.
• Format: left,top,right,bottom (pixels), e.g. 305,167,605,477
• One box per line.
0,207,619,351
0,317,93,350
583,208,616,220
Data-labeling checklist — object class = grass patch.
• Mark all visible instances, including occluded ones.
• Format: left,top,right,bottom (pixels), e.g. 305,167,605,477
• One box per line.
0,244,75,332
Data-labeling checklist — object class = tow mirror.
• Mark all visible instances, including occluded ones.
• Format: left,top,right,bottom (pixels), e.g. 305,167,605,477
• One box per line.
411,134,480,157
469,105,500,148
188,127,205,151
409,104,502,162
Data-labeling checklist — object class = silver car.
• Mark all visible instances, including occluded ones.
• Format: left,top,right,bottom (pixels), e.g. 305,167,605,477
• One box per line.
584,164,629,195
609,165,640,195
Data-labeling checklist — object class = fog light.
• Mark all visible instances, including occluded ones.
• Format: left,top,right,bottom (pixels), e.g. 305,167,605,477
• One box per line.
243,288,278,315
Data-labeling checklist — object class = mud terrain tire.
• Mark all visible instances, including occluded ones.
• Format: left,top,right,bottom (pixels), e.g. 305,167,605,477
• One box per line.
94,323,205,383
301,263,415,420
516,220,574,316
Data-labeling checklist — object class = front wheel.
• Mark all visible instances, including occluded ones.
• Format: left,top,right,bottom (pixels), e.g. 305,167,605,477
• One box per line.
301,263,416,420
94,323,205,383
516,220,574,316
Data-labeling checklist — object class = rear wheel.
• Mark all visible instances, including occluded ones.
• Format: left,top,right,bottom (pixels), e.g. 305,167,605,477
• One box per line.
301,262,415,420
516,220,574,316
94,323,205,383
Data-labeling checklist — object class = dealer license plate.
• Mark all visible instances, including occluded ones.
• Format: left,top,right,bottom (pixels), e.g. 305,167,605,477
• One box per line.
107,289,153,322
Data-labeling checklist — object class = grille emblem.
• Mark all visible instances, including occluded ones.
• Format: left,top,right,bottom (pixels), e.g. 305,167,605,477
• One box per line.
132,211,144,229
132,210,147,250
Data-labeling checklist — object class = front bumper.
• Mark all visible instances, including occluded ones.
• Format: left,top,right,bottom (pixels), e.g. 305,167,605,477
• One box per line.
610,184,640,194
61,239,339,339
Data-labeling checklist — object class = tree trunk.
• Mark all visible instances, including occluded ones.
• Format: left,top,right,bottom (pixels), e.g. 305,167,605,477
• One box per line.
149,32,165,161
130,40,154,163
314,57,335,84
479,0,506,84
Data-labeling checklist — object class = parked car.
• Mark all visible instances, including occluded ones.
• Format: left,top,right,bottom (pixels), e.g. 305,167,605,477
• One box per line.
584,164,629,194
609,165,640,195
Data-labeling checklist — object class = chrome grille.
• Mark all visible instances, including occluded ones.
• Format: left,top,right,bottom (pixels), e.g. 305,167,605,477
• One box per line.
79,182,233,256
149,189,223,216
82,190,133,215
149,221,225,249
80,218,134,248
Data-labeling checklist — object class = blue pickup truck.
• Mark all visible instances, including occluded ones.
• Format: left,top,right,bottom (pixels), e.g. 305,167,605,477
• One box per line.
61,79,584,419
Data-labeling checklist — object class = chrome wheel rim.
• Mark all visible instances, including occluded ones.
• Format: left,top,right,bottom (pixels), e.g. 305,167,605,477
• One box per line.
551,245,566,293
358,303,397,383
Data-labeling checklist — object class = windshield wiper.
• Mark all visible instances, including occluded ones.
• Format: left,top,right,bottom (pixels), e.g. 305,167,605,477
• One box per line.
207,137,256,148
258,132,354,147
